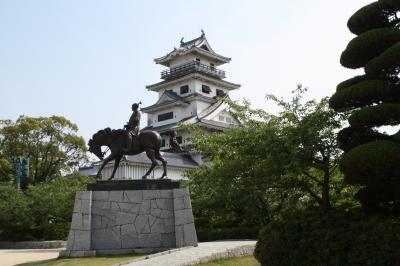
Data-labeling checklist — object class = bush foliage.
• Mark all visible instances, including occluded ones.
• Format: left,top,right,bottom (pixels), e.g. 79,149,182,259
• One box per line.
340,28,400,69
365,42,400,76
0,185,35,241
254,208,400,266
0,175,91,241
340,140,400,182
329,79,400,111
348,1,400,34
196,227,260,242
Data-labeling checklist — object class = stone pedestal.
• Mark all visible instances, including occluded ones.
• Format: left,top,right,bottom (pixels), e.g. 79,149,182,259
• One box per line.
60,180,198,257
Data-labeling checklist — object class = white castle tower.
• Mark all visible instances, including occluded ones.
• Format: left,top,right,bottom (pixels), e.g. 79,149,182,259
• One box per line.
84,32,241,180
141,31,241,151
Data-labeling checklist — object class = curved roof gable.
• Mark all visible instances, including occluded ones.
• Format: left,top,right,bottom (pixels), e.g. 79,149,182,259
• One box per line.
154,32,231,66
141,90,189,113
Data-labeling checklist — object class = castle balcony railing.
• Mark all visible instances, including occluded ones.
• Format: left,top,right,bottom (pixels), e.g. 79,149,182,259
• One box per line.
161,61,226,80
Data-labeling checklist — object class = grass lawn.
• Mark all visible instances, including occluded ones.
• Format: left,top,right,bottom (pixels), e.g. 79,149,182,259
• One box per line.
198,256,260,266
15,254,144,266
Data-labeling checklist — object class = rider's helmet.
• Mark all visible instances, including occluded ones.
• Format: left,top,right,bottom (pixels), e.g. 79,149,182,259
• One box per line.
132,102,142,110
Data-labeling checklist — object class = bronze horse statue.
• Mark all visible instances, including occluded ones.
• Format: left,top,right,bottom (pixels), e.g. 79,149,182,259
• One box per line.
88,128,167,180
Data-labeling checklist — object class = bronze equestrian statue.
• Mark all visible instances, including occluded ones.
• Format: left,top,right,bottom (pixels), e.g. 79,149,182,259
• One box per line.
88,102,167,180
169,130,184,153
122,102,141,152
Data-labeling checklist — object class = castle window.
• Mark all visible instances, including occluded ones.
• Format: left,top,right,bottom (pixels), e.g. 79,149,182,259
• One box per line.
210,63,215,70
158,112,173,122
196,58,201,64
176,136,183,144
219,115,224,122
226,117,232,123
202,85,211,94
161,139,166,147
216,89,225,97
180,85,189,94
200,45,209,51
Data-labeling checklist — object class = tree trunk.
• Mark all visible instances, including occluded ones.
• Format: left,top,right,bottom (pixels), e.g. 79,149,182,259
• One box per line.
321,157,331,210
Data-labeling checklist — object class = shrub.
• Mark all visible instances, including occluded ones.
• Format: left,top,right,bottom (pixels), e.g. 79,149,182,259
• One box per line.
336,75,368,91
196,227,259,242
0,175,92,241
0,185,34,241
365,42,400,76
26,176,92,240
347,1,399,35
254,208,400,266
348,103,400,127
329,79,400,112
337,127,390,152
340,28,400,69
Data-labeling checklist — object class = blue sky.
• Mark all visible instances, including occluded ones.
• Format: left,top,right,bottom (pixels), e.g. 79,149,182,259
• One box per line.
0,0,371,141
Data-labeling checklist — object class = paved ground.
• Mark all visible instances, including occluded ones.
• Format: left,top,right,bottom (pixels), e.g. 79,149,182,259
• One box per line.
0,248,63,266
117,241,256,266
0,241,256,266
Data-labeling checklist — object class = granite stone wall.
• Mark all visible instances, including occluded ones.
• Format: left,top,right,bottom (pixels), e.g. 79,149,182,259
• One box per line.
61,188,197,257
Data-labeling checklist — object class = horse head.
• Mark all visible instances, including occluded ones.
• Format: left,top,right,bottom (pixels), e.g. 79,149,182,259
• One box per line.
88,138,103,160
88,128,114,160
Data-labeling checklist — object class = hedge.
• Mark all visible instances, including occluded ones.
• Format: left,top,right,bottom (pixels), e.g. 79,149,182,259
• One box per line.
340,28,400,69
254,208,400,266
365,42,400,77
0,185,35,241
348,103,400,128
330,79,400,111
196,227,259,242
340,140,400,186
336,75,369,91
348,1,399,35
0,176,91,241
336,127,391,152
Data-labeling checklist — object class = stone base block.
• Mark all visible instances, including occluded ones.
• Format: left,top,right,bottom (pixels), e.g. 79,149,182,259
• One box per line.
59,250,96,258
62,181,197,257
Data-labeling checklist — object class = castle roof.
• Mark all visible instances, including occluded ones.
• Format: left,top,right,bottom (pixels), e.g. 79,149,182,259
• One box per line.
154,31,231,67
141,91,218,114
91,152,198,169
141,90,190,113
142,97,238,133
146,72,240,92
124,152,198,168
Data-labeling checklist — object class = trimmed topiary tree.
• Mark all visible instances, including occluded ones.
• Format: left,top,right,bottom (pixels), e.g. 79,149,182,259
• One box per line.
329,0,400,212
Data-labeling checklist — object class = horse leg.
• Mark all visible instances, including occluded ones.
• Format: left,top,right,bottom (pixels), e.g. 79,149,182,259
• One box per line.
108,155,122,181
96,153,116,179
142,149,158,179
155,150,167,179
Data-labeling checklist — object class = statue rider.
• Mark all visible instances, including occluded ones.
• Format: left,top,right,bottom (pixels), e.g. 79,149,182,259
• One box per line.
122,102,141,152
169,130,184,153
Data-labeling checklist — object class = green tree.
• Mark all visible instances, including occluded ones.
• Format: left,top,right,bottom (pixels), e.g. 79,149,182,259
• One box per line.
185,86,350,231
329,0,400,212
266,86,349,210
187,121,295,227
26,175,92,240
0,116,87,186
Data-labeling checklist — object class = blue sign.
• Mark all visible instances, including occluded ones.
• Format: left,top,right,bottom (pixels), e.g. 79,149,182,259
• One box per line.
12,157,29,189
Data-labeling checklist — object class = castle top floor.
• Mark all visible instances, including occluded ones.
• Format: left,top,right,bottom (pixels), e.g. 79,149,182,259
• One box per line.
154,31,231,70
